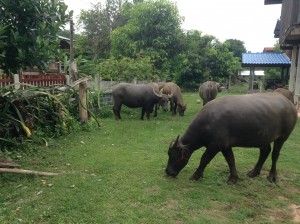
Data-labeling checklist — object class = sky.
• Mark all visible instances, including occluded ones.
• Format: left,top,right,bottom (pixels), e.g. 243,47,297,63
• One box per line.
63,0,282,53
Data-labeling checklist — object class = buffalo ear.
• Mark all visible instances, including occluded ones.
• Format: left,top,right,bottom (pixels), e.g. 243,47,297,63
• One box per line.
170,135,180,148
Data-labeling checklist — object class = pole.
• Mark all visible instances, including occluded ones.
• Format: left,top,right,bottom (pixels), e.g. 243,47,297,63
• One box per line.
249,67,254,91
70,19,77,82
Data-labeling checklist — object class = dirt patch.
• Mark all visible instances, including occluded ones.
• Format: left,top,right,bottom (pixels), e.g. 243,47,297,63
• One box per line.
290,204,300,223
160,199,179,210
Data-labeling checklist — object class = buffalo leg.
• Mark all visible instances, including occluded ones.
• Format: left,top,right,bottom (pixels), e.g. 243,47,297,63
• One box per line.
141,107,146,120
222,148,238,184
153,104,158,117
146,105,152,119
113,104,122,120
172,102,177,116
268,139,284,182
247,144,271,178
169,99,174,113
146,111,151,119
190,147,219,181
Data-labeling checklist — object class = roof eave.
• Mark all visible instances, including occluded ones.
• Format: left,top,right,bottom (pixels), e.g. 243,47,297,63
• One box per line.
242,63,290,68
264,0,282,5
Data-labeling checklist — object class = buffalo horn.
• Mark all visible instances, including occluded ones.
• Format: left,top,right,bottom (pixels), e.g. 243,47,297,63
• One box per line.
152,87,162,98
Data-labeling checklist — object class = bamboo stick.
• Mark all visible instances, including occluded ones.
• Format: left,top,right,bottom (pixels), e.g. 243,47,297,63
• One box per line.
0,168,59,176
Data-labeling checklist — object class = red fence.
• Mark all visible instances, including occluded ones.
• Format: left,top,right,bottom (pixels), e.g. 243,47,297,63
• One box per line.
0,72,67,89
19,72,66,89
0,74,13,88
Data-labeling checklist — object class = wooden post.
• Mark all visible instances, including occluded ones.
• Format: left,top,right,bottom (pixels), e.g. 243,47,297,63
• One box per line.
79,82,88,124
13,73,20,90
289,46,298,92
70,19,77,82
294,48,300,107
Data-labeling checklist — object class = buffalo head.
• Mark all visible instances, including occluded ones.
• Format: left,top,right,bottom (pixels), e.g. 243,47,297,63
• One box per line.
159,93,169,112
153,88,170,112
165,135,190,177
178,104,187,116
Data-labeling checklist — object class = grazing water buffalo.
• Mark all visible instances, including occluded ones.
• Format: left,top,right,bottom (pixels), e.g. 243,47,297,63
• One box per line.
150,82,171,117
112,83,169,120
165,92,297,184
199,81,219,106
162,82,186,116
274,88,294,104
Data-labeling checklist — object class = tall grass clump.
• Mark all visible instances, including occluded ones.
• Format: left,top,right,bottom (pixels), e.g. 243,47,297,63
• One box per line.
0,85,82,149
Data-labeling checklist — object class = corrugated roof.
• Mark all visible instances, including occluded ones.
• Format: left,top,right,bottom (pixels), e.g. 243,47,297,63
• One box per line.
242,53,291,67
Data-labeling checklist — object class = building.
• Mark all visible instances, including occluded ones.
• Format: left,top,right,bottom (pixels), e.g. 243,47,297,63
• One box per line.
265,0,300,107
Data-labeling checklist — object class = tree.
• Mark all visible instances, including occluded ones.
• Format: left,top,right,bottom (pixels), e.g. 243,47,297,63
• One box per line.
110,0,184,78
175,31,241,90
78,0,125,60
264,41,283,82
0,0,72,74
207,42,241,82
96,57,153,81
0,25,7,61
174,31,216,89
224,39,246,60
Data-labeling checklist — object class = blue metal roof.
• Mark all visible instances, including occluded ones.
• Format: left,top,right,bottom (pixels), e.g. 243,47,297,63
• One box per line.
242,53,291,67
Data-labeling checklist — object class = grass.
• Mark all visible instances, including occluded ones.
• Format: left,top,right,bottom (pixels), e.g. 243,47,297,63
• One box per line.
1,90,300,223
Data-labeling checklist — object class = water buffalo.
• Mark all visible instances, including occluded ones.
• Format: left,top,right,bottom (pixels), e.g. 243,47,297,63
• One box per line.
162,82,186,116
112,83,169,120
199,81,219,106
274,88,294,104
150,82,171,117
165,92,297,184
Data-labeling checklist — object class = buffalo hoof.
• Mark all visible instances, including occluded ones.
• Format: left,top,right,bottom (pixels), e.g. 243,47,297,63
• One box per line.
267,173,277,183
247,169,260,178
189,174,202,181
227,176,238,185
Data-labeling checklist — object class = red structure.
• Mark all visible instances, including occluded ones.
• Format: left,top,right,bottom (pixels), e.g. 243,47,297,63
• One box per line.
0,72,67,89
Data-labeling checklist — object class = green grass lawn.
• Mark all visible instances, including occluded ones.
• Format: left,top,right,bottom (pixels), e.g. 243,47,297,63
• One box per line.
1,92,300,223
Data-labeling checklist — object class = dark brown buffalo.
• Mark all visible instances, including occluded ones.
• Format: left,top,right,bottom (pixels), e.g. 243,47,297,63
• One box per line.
274,88,294,104
162,82,186,116
199,81,219,106
165,92,297,184
112,83,169,120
